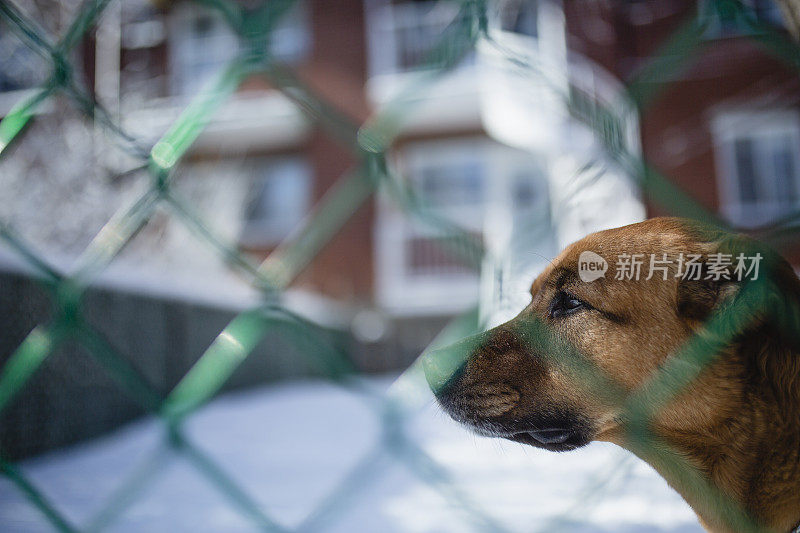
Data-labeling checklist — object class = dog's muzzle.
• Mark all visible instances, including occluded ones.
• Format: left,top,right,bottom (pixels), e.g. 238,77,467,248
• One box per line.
422,334,591,452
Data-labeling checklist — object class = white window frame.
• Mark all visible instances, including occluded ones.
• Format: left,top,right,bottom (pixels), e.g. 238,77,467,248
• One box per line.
240,157,312,248
376,138,554,316
711,109,800,228
168,2,310,97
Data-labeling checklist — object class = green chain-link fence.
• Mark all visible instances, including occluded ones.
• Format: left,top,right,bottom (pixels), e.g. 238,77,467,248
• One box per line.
0,0,799,531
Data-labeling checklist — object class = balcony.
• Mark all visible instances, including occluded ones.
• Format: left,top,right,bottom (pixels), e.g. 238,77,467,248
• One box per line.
364,1,569,135
369,1,645,317
365,1,638,149
120,92,309,155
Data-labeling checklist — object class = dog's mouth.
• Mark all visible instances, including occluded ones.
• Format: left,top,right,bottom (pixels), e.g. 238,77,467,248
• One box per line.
423,343,592,452
430,383,592,452
505,428,588,452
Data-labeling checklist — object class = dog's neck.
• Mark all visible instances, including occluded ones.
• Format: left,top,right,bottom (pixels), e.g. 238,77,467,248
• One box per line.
638,334,800,533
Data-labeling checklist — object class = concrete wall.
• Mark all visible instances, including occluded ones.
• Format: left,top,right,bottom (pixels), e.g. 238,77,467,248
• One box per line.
0,270,345,460
0,268,446,460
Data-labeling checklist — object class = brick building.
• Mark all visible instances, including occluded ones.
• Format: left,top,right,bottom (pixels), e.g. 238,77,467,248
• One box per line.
1,0,797,344
564,0,800,232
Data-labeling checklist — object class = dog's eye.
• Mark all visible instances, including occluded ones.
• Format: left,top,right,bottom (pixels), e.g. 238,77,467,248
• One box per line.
549,291,587,318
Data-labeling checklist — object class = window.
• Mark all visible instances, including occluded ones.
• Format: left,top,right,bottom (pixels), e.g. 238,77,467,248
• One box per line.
170,2,310,96
395,2,466,72
0,28,47,93
700,0,784,38
712,110,800,228
496,0,539,38
170,6,239,96
240,158,312,247
376,139,555,315
366,1,470,75
405,158,485,277
368,0,540,76
267,2,311,62
120,1,168,102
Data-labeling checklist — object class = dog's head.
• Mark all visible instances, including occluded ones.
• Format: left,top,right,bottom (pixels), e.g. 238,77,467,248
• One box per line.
424,217,797,452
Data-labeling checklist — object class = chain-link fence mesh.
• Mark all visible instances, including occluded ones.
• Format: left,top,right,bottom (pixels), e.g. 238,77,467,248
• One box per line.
0,0,799,531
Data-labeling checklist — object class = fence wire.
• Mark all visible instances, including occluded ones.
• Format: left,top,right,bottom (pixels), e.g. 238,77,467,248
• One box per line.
0,0,798,532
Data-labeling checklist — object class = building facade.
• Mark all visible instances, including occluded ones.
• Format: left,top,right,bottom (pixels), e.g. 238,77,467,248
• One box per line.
114,0,644,320
565,1,800,234
1,0,798,340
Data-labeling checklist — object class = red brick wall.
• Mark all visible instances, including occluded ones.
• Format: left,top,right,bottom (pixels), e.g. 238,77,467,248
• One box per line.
269,0,375,301
566,0,800,262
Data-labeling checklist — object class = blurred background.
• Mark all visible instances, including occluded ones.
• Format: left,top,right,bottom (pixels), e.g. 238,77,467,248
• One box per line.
0,0,799,531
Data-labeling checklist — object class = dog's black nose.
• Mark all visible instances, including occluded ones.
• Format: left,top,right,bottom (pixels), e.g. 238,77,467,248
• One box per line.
422,346,465,397
422,332,486,397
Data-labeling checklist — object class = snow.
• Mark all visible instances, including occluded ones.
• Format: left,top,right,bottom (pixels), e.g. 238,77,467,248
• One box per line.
0,376,702,533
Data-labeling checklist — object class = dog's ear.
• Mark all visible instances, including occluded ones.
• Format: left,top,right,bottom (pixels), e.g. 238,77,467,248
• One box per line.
674,237,744,328
675,233,799,334
740,252,800,404
675,273,739,327
675,229,800,402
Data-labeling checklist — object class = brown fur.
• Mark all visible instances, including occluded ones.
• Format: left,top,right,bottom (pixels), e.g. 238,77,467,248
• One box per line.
426,217,800,533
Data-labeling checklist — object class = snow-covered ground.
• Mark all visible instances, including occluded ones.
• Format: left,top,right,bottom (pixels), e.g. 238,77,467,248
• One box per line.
0,376,702,533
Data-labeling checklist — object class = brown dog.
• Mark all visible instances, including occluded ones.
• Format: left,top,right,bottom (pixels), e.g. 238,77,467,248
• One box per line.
424,217,800,533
